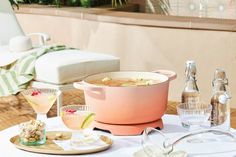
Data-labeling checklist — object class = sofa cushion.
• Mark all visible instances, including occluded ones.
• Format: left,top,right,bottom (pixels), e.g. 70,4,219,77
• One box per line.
34,49,120,84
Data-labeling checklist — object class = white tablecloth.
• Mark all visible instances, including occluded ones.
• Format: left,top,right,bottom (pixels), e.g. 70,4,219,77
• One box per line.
1,114,236,157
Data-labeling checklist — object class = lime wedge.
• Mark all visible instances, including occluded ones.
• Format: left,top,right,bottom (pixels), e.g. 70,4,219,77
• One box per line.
81,113,95,129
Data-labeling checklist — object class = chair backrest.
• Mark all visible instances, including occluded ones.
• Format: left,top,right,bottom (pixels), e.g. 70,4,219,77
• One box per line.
0,0,24,45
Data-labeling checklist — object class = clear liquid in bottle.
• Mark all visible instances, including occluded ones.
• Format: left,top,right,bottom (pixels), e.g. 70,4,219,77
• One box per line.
181,61,200,104
181,61,200,128
210,69,231,130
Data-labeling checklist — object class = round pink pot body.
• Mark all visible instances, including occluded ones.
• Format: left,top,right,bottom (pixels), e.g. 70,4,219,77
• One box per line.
74,71,175,125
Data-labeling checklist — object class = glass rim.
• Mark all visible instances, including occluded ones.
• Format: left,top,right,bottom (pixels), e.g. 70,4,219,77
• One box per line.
21,88,60,95
60,104,91,111
177,102,212,111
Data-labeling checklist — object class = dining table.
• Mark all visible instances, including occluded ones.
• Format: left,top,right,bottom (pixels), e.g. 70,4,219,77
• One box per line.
1,114,236,157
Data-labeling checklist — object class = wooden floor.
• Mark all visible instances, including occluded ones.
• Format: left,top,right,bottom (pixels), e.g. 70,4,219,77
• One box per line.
0,90,236,131
0,90,85,131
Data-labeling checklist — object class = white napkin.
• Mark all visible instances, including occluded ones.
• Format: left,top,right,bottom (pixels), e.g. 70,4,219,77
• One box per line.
53,135,109,151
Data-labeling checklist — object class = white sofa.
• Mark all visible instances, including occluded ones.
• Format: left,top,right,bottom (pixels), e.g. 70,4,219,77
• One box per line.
0,0,120,115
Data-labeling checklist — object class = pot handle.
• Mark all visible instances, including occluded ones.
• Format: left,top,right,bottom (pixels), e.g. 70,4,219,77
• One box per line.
153,70,177,81
73,82,103,93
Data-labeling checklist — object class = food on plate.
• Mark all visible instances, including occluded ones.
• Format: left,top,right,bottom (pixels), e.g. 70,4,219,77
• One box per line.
88,77,161,87
46,132,65,140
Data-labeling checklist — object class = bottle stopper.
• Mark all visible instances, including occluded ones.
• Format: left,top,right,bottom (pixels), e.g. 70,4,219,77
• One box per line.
213,68,228,85
185,60,196,78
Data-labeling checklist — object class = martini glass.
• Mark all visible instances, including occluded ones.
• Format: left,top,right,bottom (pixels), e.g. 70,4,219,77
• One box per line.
22,88,61,123
60,105,96,147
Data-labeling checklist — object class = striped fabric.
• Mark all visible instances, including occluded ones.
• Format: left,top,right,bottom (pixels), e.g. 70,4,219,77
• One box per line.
0,45,66,96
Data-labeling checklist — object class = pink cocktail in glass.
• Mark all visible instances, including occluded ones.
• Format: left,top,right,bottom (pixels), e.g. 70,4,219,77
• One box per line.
61,105,95,147
22,88,60,122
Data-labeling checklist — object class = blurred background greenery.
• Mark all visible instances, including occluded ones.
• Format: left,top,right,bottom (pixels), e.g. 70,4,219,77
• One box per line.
9,0,127,7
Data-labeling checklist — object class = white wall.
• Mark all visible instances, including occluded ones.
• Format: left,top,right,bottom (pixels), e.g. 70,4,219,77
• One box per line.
16,13,236,107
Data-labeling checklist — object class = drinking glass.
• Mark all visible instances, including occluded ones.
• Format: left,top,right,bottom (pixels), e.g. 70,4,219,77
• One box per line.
177,102,212,143
60,105,96,147
19,120,46,146
22,88,61,123
177,102,212,131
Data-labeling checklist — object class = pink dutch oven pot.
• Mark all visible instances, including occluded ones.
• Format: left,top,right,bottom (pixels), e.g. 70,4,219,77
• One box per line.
74,70,177,125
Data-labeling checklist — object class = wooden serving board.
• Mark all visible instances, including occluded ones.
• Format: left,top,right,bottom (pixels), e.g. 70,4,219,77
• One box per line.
10,131,112,155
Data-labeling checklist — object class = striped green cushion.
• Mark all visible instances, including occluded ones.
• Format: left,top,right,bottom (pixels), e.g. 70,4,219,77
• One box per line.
0,45,66,96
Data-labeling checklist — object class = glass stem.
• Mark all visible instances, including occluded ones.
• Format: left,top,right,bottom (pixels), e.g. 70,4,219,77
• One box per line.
36,113,47,123
70,130,85,147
